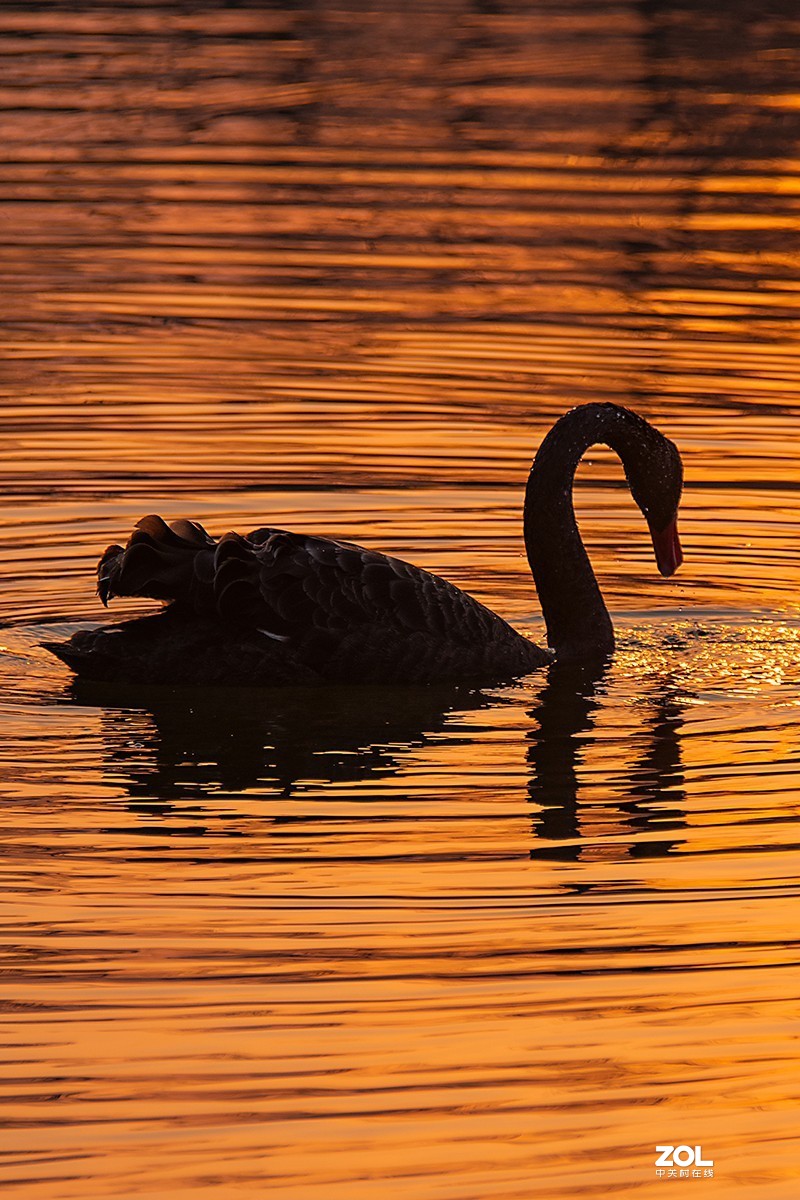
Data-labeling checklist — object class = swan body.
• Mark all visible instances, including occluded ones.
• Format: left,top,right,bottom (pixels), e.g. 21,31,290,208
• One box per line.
45,403,683,686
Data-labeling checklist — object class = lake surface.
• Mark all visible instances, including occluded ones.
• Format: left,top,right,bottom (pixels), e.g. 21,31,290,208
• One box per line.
2,2,800,1196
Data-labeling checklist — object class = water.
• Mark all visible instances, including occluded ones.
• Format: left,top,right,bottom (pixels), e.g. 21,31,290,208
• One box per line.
2,2,800,1196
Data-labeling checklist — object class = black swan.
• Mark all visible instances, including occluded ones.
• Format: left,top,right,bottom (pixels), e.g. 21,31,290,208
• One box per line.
44,403,683,686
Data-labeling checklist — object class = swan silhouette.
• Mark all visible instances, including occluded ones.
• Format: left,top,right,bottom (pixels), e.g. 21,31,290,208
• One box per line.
45,403,683,686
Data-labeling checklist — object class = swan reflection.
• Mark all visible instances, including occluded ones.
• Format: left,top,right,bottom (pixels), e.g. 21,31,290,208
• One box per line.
65,660,688,861
67,677,490,801
526,661,687,861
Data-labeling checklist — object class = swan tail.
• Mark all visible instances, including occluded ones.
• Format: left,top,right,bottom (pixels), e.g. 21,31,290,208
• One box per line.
97,514,216,609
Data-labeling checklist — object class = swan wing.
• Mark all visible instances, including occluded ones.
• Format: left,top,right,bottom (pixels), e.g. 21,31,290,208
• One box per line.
96,516,501,649
222,527,502,651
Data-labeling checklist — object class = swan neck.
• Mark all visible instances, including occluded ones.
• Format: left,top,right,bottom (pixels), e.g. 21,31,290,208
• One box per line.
524,407,624,661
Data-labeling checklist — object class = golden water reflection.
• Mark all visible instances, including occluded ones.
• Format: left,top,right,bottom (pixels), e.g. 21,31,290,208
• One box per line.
3,621,800,1199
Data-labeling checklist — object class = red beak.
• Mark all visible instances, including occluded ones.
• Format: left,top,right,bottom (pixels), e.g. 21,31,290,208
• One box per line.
649,516,683,577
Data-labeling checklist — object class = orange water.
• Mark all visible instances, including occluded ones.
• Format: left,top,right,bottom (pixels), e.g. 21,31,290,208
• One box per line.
2,3,800,1197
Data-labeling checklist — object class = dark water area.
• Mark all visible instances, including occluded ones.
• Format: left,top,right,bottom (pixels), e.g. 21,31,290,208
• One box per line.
2,2,800,1197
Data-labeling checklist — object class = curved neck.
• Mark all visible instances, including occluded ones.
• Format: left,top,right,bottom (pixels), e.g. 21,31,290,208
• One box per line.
524,405,642,661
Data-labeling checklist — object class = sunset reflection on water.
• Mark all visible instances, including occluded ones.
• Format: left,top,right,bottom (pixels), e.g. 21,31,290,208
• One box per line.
2,2,800,1197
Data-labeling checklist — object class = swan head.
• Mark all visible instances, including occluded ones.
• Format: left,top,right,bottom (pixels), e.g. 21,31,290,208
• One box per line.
624,414,684,577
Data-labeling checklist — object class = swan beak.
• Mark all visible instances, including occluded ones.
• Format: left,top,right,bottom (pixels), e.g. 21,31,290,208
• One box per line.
650,517,683,577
